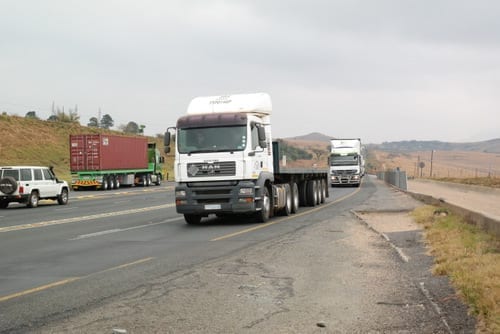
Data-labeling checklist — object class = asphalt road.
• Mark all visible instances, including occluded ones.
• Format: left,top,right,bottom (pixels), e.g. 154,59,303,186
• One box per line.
0,182,356,333
0,178,475,333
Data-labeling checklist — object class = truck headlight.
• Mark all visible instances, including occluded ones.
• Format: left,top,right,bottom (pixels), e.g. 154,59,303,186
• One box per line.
239,188,253,195
176,190,186,197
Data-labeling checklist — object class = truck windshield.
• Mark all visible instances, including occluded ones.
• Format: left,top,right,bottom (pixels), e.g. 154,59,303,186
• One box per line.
330,154,359,166
177,126,247,154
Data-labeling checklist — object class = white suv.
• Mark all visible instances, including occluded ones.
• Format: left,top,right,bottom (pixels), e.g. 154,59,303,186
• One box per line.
0,166,70,208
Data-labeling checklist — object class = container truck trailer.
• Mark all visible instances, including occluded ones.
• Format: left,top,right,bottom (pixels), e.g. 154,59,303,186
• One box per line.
164,92,329,224
70,134,164,190
329,138,364,187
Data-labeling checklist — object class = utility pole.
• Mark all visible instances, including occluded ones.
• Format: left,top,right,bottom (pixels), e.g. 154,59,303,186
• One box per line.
430,150,435,178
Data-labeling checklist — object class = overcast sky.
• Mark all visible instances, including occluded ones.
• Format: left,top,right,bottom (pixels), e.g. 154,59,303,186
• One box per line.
1,0,499,144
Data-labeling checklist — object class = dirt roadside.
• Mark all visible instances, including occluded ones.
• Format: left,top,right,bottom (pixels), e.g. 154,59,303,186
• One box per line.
30,177,476,334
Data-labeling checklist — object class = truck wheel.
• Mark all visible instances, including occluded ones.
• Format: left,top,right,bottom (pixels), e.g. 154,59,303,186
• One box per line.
184,214,201,224
101,177,109,190
279,184,291,216
155,174,161,186
298,181,307,207
108,176,115,190
115,176,120,189
27,191,39,208
320,180,326,203
0,200,9,209
57,188,69,205
291,182,299,213
256,186,271,223
0,177,17,195
306,180,317,207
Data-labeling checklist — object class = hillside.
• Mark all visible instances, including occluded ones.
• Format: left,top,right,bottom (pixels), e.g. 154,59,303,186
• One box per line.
0,115,169,181
371,139,500,153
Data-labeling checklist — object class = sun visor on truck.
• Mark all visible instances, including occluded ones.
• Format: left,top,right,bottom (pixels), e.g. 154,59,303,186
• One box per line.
177,112,247,129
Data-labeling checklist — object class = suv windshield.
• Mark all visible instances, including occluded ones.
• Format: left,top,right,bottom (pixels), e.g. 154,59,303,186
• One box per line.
177,126,247,154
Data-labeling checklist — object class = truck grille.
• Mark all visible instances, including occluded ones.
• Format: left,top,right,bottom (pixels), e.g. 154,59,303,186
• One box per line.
332,169,356,176
187,161,236,177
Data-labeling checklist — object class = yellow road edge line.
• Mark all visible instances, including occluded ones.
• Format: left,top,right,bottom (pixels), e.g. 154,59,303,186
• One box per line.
0,257,155,303
0,277,80,302
211,186,362,242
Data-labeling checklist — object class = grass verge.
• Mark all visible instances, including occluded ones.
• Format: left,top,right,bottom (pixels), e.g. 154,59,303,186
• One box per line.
411,205,500,333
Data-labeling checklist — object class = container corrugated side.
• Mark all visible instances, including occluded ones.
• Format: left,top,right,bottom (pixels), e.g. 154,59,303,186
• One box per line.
70,134,148,171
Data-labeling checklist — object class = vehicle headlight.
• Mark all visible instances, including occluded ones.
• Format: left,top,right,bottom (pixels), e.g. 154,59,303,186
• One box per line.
239,187,253,195
175,190,186,197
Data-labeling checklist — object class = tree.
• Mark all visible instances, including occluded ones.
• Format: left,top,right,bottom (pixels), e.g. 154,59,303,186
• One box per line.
25,111,39,119
87,117,99,127
100,114,114,129
122,121,140,134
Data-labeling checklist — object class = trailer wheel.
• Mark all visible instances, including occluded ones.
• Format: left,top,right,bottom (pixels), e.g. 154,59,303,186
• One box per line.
298,181,307,207
256,186,271,223
108,176,115,190
291,182,299,213
115,176,120,189
319,179,326,203
101,177,109,190
306,180,317,207
184,214,202,224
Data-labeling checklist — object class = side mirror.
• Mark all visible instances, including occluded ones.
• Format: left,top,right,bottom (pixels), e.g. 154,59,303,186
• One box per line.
258,126,266,148
164,131,171,154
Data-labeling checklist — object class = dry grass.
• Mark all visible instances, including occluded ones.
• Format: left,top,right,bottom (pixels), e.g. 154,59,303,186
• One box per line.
412,206,500,333
372,150,500,179
0,115,172,182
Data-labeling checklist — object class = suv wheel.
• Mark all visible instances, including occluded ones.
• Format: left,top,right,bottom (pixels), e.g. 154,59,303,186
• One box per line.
0,176,18,195
0,200,8,209
57,188,69,205
27,191,39,208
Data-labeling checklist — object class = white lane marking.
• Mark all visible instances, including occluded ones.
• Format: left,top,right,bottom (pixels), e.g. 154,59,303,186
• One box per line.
70,217,183,240
0,203,175,233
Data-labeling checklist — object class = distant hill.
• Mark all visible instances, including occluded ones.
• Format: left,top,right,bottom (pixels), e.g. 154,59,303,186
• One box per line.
286,132,332,142
370,139,500,153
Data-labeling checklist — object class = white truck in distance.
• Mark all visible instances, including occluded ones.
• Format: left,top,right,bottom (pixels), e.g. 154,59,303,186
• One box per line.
329,138,365,187
164,93,329,224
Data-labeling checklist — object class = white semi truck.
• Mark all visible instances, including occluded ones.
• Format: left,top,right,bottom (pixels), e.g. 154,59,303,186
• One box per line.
329,138,365,187
164,93,329,224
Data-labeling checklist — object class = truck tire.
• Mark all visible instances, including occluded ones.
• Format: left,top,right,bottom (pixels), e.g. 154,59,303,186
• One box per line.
114,176,121,189
319,179,326,203
256,186,271,223
0,177,18,195
0,200,9,209
291,182,299,213
27,191,39,208
57,188,69,205
184,214,201,224
155,174,162,186
108,176,115,190
306,180,317,207
298,181,307,207
279,183,292,216
101,177,109,190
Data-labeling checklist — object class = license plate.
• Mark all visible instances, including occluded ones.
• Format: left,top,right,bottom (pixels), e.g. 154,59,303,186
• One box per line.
205,204,221,210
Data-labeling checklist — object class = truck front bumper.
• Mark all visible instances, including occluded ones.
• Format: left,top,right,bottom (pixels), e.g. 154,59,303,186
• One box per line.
331,174,361,185
174,181,257,216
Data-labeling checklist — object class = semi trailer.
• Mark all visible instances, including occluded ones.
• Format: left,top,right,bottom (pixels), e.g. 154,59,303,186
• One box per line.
329,138,365,187
164,92,329,224
70,134,164,190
